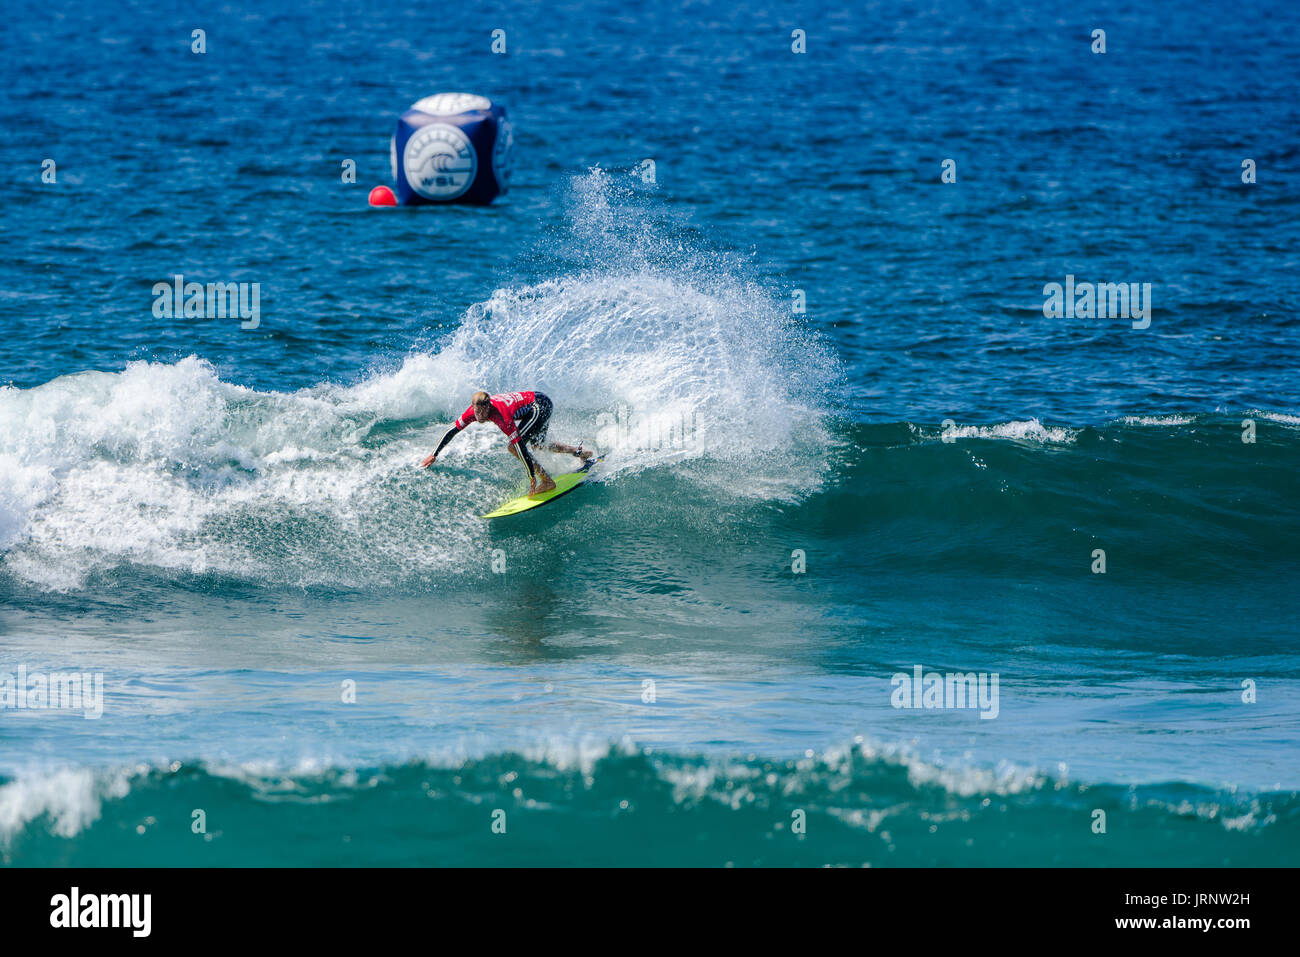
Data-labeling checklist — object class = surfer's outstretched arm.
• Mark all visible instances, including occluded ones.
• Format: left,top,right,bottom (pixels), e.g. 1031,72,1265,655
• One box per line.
420,401,486,468
421,400,488,468
419,424,462,468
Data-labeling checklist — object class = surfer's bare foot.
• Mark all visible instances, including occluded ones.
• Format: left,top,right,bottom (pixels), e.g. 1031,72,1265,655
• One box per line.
532,478,556,496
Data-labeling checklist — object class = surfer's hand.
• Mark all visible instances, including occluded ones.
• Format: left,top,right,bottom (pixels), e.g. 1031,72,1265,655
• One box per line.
419,453,437,469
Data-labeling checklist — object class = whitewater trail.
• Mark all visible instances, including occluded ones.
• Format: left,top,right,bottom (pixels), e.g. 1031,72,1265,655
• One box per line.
1,196,841,592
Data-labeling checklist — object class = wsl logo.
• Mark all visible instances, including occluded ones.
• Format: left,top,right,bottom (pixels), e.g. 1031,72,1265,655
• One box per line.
387,92,512,206
403,124,477,201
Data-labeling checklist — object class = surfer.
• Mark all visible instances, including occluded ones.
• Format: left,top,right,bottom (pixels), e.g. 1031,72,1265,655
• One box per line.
419,390,592,496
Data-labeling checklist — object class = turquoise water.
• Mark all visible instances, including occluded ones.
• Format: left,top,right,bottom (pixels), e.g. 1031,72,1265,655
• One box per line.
1,0,1298,866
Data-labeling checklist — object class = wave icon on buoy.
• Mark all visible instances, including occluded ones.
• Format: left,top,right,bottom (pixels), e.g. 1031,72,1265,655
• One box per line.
368,93,512,207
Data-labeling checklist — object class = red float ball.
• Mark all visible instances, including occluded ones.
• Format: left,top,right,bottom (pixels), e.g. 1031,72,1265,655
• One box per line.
368,185,398,207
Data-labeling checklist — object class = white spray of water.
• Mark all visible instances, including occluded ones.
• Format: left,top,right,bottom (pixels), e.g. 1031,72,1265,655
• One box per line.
0,172,840,591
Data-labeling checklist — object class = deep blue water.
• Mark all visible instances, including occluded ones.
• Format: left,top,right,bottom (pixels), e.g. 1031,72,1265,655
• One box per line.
1,0,1298,866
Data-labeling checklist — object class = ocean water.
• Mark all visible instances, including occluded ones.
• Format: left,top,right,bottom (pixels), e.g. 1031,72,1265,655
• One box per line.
1,0,1298,866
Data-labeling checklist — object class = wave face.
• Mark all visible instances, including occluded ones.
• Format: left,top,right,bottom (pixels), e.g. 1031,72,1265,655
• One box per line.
0,321,836,593
3,366,1296,594
829,413,1300,590
3,745,1295,867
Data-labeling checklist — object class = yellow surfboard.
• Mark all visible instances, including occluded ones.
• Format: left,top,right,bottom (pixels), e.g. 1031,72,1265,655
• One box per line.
481,459,601,520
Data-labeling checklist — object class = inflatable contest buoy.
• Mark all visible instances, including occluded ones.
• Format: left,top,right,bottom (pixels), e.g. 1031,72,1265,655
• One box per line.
371,92,513,207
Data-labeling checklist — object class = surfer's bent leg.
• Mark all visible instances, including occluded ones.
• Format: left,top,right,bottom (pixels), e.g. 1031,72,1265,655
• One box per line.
516,440,554,495
515,441,539,480
516,394,552,443
513,396,553,457
518,394,586,460
511,398,555,495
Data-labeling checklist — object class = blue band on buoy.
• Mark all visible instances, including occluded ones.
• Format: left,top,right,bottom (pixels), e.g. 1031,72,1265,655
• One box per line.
391,93,513,206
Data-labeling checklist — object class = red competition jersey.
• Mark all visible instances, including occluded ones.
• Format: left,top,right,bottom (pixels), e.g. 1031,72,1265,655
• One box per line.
454,391,536,444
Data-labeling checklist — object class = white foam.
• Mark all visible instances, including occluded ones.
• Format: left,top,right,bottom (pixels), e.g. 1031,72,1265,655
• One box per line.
939,418,1077,444
0,767,132,844
0,356,487,590
1253,410,1300,427
1120,414,1196,426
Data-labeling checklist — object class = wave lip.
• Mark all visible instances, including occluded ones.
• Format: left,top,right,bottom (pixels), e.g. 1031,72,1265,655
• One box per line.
916,417,1078,444
1252,410,1300,427
1120,414,1196,426
3,742,1295,866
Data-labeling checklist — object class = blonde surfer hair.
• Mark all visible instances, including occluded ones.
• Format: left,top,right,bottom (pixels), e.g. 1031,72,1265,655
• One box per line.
472,391,491,408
